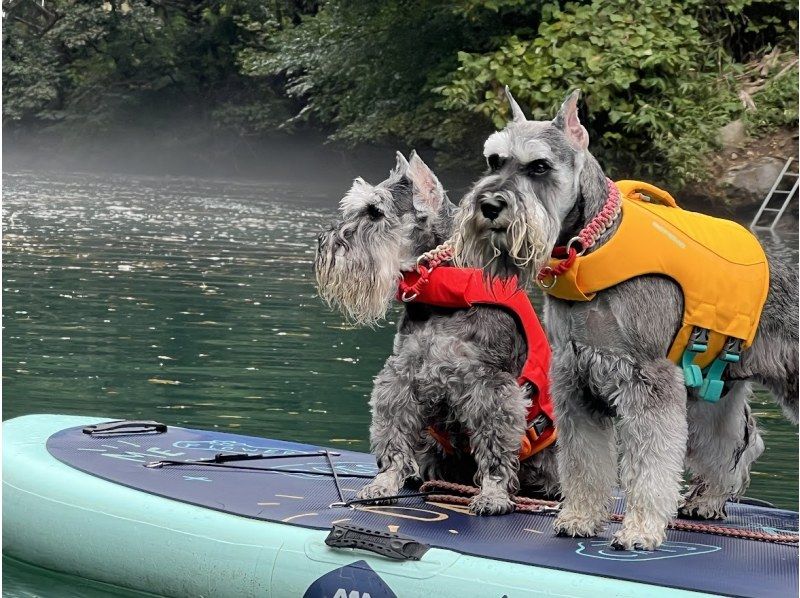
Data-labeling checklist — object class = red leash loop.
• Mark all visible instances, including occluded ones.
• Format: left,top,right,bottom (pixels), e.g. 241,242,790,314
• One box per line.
537,247,577,288
399,244,454,302
400,264,430,302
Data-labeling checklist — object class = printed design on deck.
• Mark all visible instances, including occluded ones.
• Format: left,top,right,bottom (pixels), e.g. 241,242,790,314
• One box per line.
171,439,308,455
576,540,722,561
733,512,799,536
170,439,380,478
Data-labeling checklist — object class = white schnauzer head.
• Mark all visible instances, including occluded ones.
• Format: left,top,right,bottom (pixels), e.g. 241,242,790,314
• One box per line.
315,151,452,326
454,88,591,285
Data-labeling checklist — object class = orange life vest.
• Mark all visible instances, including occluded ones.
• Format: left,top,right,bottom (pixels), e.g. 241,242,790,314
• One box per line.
542,180,770,401
398,267,555,460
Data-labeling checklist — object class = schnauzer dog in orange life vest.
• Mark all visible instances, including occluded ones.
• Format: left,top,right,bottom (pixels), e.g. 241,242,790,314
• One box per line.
314,151,559,515
452,87,798,549
454,86,798,550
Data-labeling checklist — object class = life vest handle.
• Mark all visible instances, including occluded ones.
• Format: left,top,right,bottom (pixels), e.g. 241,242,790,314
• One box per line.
616,180,678,208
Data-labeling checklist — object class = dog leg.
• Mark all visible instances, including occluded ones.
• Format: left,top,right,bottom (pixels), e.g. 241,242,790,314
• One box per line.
681,382,764,519
722,256,799,424
552,398,616,536
552,348,617,538
611,358,687,551
733,329,799,425
519,448,560,499
357,358,423,503
459,372,527,516
760,369,799,425
749,255,799,424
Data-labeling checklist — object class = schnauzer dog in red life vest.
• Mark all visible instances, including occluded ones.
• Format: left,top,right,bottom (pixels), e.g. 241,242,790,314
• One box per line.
452,87,798,549
314,151,559,515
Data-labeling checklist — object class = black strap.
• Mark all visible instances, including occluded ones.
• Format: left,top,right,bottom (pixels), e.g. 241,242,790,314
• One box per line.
83,420,167,436
342,491,434,507
148,450,335,467
324,450,345,504
325,523,429,560
529,413,552,436
143,459,374,478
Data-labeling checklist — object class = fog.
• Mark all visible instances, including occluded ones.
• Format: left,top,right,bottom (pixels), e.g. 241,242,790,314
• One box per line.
2,122,477,201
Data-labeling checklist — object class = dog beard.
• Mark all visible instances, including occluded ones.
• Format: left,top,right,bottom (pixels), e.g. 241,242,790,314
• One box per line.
315,222,409,327
453,185,557,284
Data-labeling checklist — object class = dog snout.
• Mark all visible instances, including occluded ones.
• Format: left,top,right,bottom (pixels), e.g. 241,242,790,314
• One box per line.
480,197,507,221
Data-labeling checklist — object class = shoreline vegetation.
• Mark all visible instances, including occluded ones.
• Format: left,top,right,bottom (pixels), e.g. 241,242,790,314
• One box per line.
3,1,798,197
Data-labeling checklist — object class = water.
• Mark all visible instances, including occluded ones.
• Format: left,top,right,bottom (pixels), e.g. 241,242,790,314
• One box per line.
2,171,797,595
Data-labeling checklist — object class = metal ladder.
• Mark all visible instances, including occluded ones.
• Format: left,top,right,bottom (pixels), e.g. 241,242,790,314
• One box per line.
749,156,799,231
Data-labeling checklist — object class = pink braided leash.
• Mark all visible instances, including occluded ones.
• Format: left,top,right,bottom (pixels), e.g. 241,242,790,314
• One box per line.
537,178,620,287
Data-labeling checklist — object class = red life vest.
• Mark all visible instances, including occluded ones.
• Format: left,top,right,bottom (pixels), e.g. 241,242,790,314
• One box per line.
397,267,556,460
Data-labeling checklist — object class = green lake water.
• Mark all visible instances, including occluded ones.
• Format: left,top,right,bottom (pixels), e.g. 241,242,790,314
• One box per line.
2,170,797,596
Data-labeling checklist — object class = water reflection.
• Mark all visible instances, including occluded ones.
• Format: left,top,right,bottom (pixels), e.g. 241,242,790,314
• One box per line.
3,171,393,450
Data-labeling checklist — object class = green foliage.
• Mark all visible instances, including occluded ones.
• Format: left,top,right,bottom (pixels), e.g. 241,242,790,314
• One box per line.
437,0,791,184
2,31,62,122
451,0,546,18
2,0,276,131
237,1,472,148
5,2,172,127
3,0,798,184
744,62,800,135
694,0,797,58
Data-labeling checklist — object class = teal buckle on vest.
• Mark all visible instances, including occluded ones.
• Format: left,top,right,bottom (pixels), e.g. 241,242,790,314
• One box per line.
720,337,743,364
698,338,743,403
699,359,726,402
681,327,709,388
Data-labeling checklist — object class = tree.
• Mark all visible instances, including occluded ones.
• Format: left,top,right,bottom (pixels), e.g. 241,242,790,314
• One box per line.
3,0,797,184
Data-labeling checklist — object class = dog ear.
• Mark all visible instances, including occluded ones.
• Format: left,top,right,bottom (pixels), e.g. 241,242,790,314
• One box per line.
505,85,526,123
340,176,374,213
391,151,410,178
554,90,589,150
407,150,445,214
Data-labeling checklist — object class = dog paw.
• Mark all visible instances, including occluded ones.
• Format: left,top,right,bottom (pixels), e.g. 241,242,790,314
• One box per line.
610,526,666,551
553,510,605,538
469,491,515,516
356,482,399,505
678,499,727,520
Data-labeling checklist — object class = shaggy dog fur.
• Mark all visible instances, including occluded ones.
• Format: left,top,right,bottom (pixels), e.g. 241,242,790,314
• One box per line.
315,152,559,515
452,88,798,548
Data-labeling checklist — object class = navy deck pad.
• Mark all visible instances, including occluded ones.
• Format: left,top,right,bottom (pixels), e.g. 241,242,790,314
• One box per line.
47,423,798,598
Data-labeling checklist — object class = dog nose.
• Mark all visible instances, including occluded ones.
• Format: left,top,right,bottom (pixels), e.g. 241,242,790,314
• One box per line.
480,198,506,221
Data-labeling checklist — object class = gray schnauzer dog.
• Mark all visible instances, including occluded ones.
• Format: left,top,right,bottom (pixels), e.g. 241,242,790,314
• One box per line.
315,151,559,515
453,88,798,548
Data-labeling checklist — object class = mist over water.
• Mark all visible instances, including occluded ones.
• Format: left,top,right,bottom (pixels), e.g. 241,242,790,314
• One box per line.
3,125,475,197
2,168,797,596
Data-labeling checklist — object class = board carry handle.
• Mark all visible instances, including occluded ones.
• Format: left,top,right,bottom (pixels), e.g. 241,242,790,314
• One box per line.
83,420,167,436
324,523,429,561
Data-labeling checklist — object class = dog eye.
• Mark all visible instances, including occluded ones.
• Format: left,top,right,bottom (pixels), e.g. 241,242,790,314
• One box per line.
487,154,505,172
526,160,551,176
366,204,384,220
